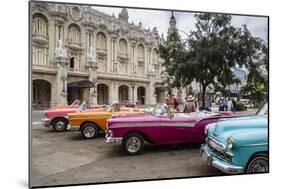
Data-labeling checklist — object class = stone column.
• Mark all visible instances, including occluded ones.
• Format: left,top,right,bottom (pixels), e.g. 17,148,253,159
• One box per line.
130,40,137,75
130,84,137,103
133,85,138,104
148,79,157,105
111,82,118,102
86,61,98,105
106,34,111,73
111,35,117,73
54,57,69,105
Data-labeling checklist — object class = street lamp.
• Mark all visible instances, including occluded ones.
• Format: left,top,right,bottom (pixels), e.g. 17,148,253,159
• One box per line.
61,75,68,93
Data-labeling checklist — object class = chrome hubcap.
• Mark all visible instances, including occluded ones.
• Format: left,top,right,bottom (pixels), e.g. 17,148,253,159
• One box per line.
84,126,95,138
249,158,268,173
126,137,141,153
55,121,65,130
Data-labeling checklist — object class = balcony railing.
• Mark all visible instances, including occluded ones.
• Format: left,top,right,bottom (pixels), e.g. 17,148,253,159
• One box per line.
117,53,129,62
137,57,145,64
32,64,57,74
96,48,107,57
68,41,83,51
32,34,48,45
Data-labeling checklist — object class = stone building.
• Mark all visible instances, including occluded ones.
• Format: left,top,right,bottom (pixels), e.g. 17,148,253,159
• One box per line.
31,2,169,108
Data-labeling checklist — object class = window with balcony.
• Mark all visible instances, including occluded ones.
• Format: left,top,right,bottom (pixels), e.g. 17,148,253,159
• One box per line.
32,46,48,65
152,48,159,64
68,24,81,43
118,38,128,62
96,32,107,57
32,13,48,44
68,24,81,50
137,44,145,64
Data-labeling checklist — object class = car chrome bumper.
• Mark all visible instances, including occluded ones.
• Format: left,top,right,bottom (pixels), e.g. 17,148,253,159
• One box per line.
200,144,244,174
105,136,123,144
42,118,51,127
66,124,80,131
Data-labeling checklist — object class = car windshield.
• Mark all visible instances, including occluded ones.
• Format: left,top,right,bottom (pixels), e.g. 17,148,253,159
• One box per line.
152,104,172,117
106,103,121,112
256,102,268,115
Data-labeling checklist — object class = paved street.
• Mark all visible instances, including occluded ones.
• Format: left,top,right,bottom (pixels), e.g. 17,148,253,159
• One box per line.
31,109,257,187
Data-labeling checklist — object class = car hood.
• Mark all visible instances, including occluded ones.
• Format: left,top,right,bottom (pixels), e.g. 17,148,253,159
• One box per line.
211,115,268,143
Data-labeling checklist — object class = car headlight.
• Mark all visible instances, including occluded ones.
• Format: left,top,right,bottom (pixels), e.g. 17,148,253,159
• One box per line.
204,126,209,135
227,137,235,150
107,130,113,137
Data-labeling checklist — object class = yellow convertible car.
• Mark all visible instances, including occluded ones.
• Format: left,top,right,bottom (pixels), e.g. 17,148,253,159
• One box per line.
67,103,145,139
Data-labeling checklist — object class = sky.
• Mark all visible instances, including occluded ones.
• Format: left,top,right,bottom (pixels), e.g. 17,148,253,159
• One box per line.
93,6,268,43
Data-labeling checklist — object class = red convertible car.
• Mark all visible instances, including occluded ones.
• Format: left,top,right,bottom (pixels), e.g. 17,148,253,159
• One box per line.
106,104,236,155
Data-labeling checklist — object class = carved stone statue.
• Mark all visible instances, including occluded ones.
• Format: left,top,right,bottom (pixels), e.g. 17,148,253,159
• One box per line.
55,39,68,58
87,47,96,62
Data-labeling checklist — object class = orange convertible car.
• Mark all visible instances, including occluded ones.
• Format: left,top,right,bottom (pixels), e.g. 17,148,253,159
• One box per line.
67,103,145,139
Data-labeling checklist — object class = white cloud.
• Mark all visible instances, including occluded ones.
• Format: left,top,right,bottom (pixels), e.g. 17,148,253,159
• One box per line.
93,6,268,41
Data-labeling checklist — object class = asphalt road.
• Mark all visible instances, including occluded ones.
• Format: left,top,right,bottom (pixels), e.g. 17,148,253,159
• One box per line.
31,113,224,187
31,108,258,187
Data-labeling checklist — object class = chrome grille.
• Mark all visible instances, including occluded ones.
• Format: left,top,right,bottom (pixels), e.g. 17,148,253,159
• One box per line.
207,137,232,162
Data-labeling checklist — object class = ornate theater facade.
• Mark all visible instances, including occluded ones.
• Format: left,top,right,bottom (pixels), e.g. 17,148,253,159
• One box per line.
31,2,169,108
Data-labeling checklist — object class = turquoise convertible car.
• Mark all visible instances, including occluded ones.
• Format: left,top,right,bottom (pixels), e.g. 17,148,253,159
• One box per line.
201,102,268,174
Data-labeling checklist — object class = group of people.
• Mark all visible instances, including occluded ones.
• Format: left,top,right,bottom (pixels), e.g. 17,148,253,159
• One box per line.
165,94,236,114
165,95,198,113
70,99,89,110
218,97,236,113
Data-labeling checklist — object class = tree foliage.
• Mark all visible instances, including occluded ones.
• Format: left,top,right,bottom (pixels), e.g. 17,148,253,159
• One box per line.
159,13,268,108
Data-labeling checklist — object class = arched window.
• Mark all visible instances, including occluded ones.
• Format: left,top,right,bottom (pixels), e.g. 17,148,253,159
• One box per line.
118,38,127,55
32,13,48,37
70,57,75,69
68,24,81,43
152,48,159,63
137,44,145,60
96,32,107,50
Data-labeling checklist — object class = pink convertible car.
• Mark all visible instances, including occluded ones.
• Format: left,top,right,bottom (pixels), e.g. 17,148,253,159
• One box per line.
106,104,235,155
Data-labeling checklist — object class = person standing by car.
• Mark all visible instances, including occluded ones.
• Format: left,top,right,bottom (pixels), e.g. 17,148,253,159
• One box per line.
204,97,211,111
231,98,236,114
184,95,196,113
227,98,233,112
176,95,184,112
223,97,228,111
219,98,225,111
70,99,81,107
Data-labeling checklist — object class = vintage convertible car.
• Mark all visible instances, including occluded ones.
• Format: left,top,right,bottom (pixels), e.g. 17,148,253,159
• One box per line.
105,104,235,155
67,103,145,139
42,103,107,131
200,102,268,174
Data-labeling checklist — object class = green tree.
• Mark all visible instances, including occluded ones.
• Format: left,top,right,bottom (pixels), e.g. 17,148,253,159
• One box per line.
184,13,242,108
159,30,190,89
159,13,267,109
